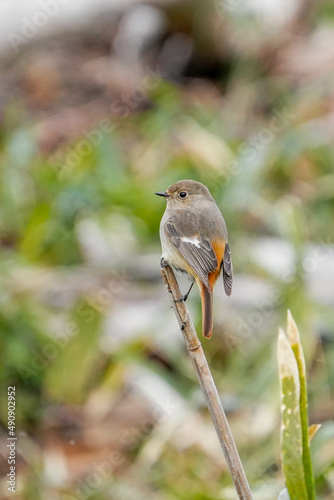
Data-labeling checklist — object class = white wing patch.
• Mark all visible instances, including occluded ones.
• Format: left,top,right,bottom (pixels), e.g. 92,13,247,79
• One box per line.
181,236,201,248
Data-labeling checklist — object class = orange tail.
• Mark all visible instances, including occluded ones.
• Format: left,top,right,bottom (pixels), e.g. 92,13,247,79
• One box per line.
200,284,213,338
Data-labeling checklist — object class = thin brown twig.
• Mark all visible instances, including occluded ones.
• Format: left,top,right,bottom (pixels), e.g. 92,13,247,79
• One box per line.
161,261,253,500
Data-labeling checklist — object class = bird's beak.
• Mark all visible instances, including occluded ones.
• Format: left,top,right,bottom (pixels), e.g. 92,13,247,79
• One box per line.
155,191,169,198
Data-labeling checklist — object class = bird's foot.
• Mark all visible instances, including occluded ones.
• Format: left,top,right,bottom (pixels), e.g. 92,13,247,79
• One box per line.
160,257,168,268
174,282,194,303
174,295,187,303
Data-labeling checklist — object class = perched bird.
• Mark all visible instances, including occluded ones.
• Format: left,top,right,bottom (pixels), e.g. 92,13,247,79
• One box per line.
156,179,232,338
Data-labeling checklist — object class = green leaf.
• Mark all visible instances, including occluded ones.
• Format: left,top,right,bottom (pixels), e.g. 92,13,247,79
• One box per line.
277,328,308,500
287,311,316,500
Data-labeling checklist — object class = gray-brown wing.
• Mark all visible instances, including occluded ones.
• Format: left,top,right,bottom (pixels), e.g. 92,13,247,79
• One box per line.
222,242,233,296
164,219,217,289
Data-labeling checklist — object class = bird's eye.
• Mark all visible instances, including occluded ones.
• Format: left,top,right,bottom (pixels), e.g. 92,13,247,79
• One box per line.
179,191,187,198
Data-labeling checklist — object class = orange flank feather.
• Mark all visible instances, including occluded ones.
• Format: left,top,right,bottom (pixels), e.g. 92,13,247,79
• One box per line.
209,240,226,288
211,240,226,268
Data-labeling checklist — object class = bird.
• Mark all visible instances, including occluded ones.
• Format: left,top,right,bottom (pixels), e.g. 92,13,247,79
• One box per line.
155,179,232,338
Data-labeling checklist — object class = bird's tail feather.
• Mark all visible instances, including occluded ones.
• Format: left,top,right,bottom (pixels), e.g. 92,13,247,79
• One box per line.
200,284,213,339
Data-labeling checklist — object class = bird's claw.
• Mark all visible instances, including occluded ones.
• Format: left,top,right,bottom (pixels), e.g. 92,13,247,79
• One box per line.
174,295,187,303
174,282,194,303
160,257,168,268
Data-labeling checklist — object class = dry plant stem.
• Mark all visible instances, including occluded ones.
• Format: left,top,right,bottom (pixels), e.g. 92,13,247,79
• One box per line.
161,262,253,500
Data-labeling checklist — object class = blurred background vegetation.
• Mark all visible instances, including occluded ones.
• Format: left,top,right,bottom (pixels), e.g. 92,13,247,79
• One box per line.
0,0,334,498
